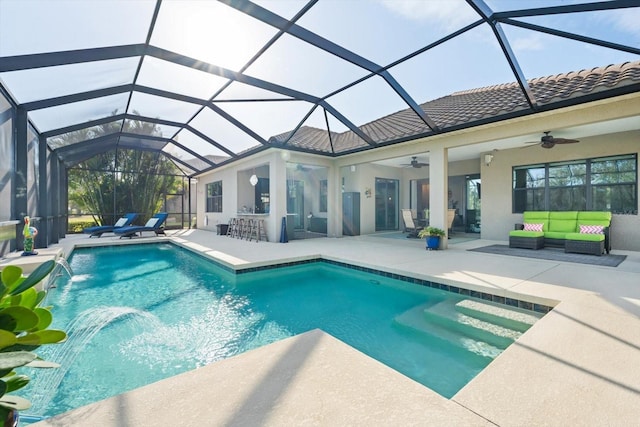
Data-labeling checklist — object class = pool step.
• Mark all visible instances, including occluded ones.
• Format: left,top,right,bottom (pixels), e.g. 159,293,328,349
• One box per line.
393,303,503,359
423,300,519,349
455,299,542,333
393,298,539,359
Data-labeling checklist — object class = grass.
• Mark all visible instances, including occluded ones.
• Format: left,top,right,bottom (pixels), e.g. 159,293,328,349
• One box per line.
68,215,98,234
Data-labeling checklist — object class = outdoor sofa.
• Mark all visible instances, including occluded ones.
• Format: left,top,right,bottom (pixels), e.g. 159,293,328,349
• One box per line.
509,211,611,255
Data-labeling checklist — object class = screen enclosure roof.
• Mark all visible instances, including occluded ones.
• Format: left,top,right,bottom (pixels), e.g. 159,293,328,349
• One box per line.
1,0,639,176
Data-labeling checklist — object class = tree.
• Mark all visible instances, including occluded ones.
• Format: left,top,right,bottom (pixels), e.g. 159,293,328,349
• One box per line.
61,115,183,225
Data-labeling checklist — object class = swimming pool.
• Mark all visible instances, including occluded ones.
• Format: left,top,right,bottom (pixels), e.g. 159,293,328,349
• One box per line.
21,242,543,419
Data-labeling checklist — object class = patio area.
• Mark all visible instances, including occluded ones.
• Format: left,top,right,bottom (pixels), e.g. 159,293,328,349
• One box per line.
28,229,640,426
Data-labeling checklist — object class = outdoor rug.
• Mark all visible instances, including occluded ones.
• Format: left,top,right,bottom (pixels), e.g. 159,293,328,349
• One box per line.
468,244,627,267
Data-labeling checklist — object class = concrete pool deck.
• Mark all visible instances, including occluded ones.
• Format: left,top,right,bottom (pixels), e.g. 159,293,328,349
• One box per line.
18,230,640,426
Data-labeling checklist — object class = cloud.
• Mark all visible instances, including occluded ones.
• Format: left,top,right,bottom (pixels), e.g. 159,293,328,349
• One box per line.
607,9,640,37
511,33,545,52
377,0,478,31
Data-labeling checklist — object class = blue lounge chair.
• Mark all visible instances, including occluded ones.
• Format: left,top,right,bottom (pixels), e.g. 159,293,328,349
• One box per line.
114,213,169,239
83,213,138,238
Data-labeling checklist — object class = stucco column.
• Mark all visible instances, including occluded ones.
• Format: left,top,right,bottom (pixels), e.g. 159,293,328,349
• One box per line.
271,151,288,242
328,164,342,237
429,145,449,249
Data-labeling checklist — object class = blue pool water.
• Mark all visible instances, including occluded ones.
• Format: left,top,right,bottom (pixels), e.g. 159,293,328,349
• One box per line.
21,243,540,419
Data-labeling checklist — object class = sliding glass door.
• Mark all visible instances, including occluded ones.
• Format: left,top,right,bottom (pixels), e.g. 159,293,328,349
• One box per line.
375,178,399,231
466,175,481,233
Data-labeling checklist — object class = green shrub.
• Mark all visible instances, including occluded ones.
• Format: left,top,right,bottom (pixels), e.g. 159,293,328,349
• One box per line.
418,226,446,238
67,220,96,234
0,261,66,418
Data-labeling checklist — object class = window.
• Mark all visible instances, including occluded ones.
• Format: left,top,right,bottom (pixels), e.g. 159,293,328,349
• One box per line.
319,179,328,212
513,165,545,212
591,156,637,213
513,154,637,214
206,181,222,213
548,161,586,211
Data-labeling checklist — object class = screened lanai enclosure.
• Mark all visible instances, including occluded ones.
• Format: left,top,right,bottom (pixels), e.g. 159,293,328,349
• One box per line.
1,0,639,256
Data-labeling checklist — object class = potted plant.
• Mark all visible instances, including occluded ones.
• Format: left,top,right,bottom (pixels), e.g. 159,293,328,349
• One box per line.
418,226,446,250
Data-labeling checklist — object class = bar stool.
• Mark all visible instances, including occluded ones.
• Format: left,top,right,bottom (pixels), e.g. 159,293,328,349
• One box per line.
236,218,245,239
241,218,252,240
227,218,237,237
257,219,268,242
247,219,268,242
246,219,257,242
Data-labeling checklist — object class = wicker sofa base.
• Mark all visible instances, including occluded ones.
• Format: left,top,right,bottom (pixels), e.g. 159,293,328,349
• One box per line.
565,239,604,256
509,235,544,250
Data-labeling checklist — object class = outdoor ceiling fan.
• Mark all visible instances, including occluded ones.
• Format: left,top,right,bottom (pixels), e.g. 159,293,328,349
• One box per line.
401,156,429,168
525,131,580,149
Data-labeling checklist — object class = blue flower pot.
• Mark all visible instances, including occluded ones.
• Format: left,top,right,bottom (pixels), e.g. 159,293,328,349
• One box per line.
426,236,441,250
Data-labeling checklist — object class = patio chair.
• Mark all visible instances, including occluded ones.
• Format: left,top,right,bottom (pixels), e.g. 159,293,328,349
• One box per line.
401,209,421,238
114,213,169,239
447,209,456,236
83,213,138,238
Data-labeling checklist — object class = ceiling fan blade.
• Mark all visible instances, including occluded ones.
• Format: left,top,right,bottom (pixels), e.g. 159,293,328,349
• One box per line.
400,156,428,167
523,132,579,148
552,138,579,144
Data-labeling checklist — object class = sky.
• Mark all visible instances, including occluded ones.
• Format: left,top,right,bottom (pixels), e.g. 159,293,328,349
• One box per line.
0,0,638,163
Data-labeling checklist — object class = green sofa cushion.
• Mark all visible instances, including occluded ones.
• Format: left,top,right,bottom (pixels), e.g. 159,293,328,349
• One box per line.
549,211,578,220
548,211,579,232
565,232,605,242
523,212,549,222
576,211,611,228
509,230,544,238
544,231,570,240
577,211,611,221
577,220,610,227
548,220,578,233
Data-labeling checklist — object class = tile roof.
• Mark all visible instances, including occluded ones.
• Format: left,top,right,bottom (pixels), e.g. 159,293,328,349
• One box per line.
272,60,640,154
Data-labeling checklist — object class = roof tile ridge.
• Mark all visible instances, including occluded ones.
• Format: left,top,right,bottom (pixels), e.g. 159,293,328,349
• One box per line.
449,82,519,96
530,60,640,85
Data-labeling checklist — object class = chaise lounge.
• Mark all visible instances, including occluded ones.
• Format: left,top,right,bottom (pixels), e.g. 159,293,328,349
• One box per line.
83,213,138,238
114,213,168,239
509,211,611,255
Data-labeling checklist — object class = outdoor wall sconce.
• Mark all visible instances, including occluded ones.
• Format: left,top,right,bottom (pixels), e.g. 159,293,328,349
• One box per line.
249,174,258,186
364,188,372,198
484,154,494,166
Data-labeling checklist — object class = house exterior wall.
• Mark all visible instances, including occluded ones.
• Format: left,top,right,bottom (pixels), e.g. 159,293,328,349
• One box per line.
481,130,640,251
197,150,336,241
195,94,639,251
197,151,273,239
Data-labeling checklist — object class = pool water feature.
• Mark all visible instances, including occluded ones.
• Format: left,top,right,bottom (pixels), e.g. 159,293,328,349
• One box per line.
21,243,544,419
